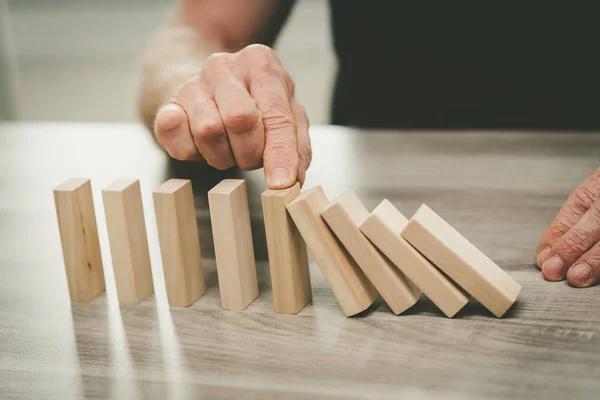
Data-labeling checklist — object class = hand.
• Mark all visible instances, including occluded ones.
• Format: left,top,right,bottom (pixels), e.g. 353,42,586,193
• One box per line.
536,168,600,287
153,44,311,189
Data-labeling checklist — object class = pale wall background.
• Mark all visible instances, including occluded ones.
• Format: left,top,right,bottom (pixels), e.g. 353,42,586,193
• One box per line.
5,0,336,124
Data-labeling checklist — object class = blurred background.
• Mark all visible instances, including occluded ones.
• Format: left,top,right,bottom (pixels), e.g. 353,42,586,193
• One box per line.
2,0,335,124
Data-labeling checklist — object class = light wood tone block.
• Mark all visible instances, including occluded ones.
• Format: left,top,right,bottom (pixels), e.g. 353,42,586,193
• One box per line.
286,186,378,317
53,178,105,302
102,179,154,306
262,183,312,314
208,179,258,311
153,179,205,307
401,204,522,318
360,200,468,318
322,190,421,315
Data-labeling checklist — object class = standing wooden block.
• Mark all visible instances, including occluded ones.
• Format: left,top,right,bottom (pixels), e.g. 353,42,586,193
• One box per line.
360,200,468,318
53,178,105,302
153,179,205,307
286,186,378,317
262,183,312,314
401,204,521,318
208,179,258,310
102,179,154,306
322,190,421,315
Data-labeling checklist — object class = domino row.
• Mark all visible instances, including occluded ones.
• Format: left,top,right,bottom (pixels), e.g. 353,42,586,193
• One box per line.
54,178,521,318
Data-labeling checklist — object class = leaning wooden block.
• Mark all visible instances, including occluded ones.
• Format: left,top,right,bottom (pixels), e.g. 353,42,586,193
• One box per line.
54,178,105,302
208,179,258,311
153,179,205,307
102,179,154,306
262,183,312,314
322,190,421,315
287,186,377,317
401,204,521,318
360,200,468,318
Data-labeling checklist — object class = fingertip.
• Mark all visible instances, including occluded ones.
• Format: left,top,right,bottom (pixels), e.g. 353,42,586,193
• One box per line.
267,167,295,189
536,247,550,269
567,263,593,287
155,103,187,135
541,255,566,281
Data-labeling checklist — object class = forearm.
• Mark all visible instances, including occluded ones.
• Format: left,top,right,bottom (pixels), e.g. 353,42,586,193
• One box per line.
137,23,223,131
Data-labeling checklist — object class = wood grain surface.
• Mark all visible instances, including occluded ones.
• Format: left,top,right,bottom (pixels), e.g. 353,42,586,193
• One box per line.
153,179,205,307
0,122,599,399
262,183,312,314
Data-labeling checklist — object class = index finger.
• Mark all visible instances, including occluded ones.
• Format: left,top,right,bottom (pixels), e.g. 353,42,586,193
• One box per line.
247,72,298,189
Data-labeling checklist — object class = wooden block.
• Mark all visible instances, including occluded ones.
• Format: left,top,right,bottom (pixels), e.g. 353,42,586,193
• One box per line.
102,179,154,305
53,178,105,302
208,179,258,310
360,200,468,318
286,186,377,317
322,190,421,315
262,183,312,314
153,179,205,307
401,204,522,318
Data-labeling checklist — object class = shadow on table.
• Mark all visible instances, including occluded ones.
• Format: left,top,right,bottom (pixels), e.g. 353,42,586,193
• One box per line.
71,299,112,398
400,296,520,319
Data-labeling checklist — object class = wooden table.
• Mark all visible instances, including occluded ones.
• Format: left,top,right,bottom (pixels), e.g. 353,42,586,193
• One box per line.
1,122,599,399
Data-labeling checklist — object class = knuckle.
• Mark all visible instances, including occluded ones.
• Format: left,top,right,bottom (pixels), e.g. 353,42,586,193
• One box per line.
563,229,594,255
243,44,280,73
245,44,276,60
268,140,295,156
180,75,201,91
193,121,224,140
573,186,599,209
548,222,570,239
168,145,197,161
203,52,235,76
264,113,295,133
588,201,600,221
223,106,261,133
206,52,234,66
206,158,234,171
561,210,584,231
263,105,295,132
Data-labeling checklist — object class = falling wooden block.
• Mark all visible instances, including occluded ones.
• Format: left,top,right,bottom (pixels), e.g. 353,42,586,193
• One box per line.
262,183,312,314
401,204,521,318
287,186,377,317
208,179,258,310
322,190,421,315
360,200,468,318
153,179,205,307
53,178,105,302
102,179,154,306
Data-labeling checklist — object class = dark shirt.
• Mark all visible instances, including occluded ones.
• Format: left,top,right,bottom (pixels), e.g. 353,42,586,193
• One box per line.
329,1,600,130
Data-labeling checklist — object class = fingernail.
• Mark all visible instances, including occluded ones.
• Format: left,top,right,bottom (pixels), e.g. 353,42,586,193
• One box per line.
269,168,291,188
537,247,550,265
568,263,592,286
542,256,565,280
